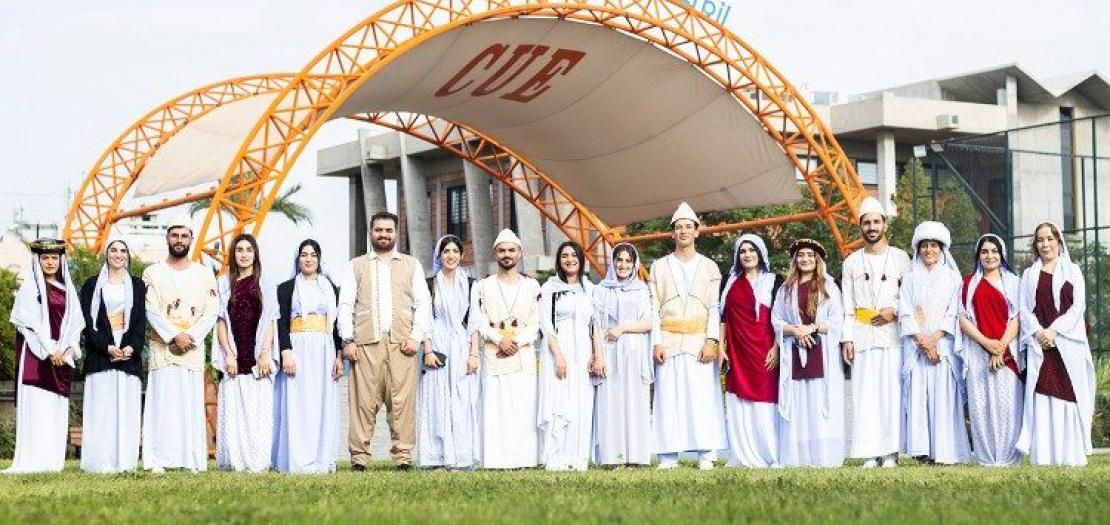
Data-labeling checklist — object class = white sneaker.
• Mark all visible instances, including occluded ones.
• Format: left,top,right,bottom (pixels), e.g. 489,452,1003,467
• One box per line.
697,459,715,471
881,454,898,468
862,458,879,469
150,466,165,474
657,460,679,470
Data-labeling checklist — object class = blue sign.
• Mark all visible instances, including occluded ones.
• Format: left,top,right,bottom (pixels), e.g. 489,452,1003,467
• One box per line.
681,0,734,25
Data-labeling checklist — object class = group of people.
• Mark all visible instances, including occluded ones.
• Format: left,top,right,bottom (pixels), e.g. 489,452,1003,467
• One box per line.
3,197,1095,474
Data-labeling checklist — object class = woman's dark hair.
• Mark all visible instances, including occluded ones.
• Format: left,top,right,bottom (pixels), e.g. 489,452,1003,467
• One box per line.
555,241,586,285
227,233,262,294
612,244,637,266
296,238,322,274
438,235,464,257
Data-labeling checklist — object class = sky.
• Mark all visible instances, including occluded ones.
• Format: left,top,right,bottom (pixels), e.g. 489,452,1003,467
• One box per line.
1,0,1106,272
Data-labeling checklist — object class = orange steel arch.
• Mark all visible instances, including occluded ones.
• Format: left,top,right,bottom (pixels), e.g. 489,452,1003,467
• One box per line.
63,74,294,253
198,0,868,273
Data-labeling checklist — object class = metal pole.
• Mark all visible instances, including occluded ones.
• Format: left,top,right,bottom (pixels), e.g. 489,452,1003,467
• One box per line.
931,161,939,221
912,160,919,225
1081,159,1088,277
1092,117,1102,351
1004,130,1014,252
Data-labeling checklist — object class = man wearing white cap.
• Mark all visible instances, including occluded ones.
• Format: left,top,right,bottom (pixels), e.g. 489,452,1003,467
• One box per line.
471,229,542,468
141,213,219,472
840,196,910,468
649,202,727,470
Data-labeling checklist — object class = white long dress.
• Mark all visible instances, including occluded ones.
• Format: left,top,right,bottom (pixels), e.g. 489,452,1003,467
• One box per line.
772,277,847,467
418,272,480,469
214,275,279,472
272,277,339,473
1017,257,1095,466
6,268,84,474
81,282,142,473
960,271,1024,466
592,284,654,466
899,264,971,464
538,278,596,471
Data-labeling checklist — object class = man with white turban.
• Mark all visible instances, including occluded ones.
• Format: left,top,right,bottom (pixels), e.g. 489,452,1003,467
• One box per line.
898,221,971,464
141,213,219,472
841,196,910,468
471,229,542,468
649,202,727,470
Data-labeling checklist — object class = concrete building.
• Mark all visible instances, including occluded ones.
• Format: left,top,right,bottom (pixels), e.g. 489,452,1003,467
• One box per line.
319,64,1109,266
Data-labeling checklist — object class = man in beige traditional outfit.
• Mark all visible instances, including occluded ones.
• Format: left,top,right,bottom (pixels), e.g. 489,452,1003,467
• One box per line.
649,202,727,470
471,229,542,469
338,211,431,470
141,214,218,473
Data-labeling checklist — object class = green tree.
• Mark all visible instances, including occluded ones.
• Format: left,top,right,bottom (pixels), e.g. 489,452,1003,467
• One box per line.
0,267,18,381
189,180,314,226
625,187,841,279
889,158,983,270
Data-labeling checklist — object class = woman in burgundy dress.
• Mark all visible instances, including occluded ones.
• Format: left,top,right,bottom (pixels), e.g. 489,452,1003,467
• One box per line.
214,233,280,471
1016,222,1095,466
5,239,84,473
720,233,782,468
771,239,845,467
958,233,1024,466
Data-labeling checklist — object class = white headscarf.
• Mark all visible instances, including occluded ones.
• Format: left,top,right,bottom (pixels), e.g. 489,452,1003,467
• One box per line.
597,243,645,292
909,221,959,274
10,247,85,364
431,235,471,330
719,233,775,320
88,238,135,335
963,233,1020,322
1021,221,1077,317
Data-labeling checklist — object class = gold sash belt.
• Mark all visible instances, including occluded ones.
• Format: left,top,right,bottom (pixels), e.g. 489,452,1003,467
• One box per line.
107,311,126,331
854,307,881,324
660,317,708,335
290,314,328,333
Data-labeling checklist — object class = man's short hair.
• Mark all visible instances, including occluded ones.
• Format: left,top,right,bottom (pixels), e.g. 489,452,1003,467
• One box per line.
370,211,399,228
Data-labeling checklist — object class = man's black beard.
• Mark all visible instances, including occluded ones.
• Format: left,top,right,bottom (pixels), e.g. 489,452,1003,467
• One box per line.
168,244,190,259
497,258,517,270
862,230,884,244
372,238,396,252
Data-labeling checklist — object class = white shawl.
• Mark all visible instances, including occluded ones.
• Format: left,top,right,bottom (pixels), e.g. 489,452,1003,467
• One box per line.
213,273,280,374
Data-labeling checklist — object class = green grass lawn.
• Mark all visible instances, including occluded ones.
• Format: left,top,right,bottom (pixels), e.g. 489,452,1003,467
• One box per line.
2,457,1109,524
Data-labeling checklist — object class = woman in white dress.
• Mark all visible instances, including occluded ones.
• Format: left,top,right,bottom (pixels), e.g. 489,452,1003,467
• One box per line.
1017,222,1095,466
214,233,279,472
771,239,846,468
591,243,654,467
538,241,601,471
958,233,1024,466
272,239,344,473
418,235,481,470
5,239,84,473
898,222,971,465
79,239,146,473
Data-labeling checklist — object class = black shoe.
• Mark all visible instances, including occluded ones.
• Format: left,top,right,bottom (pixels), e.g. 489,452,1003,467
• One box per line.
351,463,367,472
395,463,413,471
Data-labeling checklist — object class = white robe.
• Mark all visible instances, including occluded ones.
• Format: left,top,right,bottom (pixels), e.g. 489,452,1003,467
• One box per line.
1017,260,1095,466
651,255,727,457
538,279,595,471
592,285,654,466
81,282,142,473
898,264,971,464
7,271,84,474
772,276,846,467
472,275,541,469
213,274,279,472
841,248,909,459
272,277,339,473
418,272,480,469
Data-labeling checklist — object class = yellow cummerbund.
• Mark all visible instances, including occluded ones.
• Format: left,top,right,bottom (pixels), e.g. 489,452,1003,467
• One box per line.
290,314,328,333
107,311,126,331
660,317,708,335
854,307,881,324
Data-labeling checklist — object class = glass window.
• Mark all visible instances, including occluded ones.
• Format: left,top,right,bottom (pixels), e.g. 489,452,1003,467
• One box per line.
447,185,468,242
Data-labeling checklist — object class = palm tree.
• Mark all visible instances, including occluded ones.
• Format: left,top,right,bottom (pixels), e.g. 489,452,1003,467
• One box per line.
189,179,314,226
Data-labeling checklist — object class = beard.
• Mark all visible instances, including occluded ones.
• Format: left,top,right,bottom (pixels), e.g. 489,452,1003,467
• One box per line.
168,243,190,259
862,228,884,244
497,257,517,270
372,237,396,252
